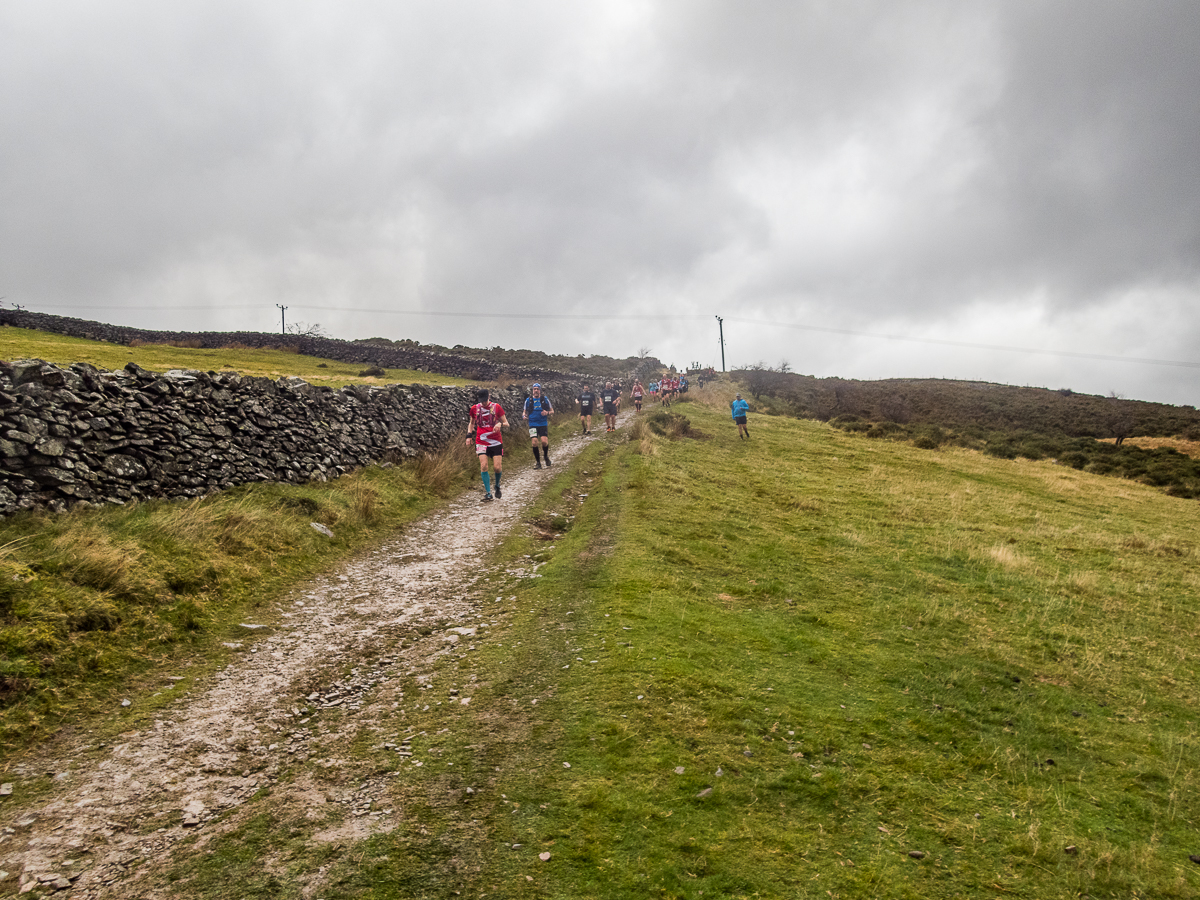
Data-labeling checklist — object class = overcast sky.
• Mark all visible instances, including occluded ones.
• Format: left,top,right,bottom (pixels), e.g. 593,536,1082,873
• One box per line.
3,1,1199,403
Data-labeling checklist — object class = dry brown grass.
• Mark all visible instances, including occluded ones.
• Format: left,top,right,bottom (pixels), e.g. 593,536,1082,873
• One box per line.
1100,436,1200,458
694,379,739,411
983,543,1032,569
629,417,657,456
215,500,287,553
346,478,382,525
145,499,224,543
50,527,162,600
414,440,476,497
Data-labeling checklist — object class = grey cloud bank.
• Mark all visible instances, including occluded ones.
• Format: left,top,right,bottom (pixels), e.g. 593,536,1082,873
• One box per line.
2,1,1198,404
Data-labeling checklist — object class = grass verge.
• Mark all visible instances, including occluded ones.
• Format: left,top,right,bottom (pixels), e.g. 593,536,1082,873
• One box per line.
0,439,479,758
246,391,1200,899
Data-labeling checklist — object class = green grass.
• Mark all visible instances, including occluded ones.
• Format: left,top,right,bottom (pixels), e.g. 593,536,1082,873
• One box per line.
6,380,1200,898
267,389,1198,899
0,325,472,388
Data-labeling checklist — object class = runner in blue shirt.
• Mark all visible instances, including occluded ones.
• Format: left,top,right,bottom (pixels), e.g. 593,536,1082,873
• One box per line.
523,383,555,468
731,393,750,440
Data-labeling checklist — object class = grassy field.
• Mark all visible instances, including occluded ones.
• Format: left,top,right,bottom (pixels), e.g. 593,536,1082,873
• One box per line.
0,325,472,388
141,387,1200,899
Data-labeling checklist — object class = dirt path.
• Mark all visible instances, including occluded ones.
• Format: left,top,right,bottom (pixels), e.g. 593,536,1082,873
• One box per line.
0,423,615,897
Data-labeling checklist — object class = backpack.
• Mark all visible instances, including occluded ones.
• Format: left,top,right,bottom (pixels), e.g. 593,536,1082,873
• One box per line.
525,395,551,418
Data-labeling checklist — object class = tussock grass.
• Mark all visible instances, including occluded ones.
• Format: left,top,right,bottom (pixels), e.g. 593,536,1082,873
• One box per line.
629,416,657,456
983,543,1032,569
414,438,478,497
0,456,480,754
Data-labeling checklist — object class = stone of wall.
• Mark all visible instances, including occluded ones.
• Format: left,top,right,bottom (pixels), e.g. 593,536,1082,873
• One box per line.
0,309,590,383
0,359,585,515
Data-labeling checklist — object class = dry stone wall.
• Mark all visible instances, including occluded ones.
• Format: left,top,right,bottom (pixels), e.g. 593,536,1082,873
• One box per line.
0,309,586,382
0,358,585,515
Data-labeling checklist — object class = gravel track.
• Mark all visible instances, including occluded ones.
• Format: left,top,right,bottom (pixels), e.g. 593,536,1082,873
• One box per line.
0,422,615,897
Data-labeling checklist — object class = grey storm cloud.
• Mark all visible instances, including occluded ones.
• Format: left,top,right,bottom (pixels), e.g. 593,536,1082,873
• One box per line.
1,1,1198,401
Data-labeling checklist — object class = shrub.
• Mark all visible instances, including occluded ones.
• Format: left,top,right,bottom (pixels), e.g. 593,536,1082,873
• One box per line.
1058,451,1088,469
647,411,704,440
830,416,870,433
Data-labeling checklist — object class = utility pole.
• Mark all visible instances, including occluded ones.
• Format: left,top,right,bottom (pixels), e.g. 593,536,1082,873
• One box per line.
276,304,288,334
715,316,726,372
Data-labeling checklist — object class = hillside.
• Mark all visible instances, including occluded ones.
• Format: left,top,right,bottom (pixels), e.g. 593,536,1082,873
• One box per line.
0,309,657,386
3,388,1197,897
736,369,1200,440
358,336,666,384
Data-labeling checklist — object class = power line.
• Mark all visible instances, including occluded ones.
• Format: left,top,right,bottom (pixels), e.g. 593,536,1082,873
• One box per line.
721,316,1200,370
13,302,1200,370
23,303,700,321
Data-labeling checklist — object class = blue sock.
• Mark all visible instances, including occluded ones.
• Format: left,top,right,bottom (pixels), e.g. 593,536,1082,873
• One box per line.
482,471,491,493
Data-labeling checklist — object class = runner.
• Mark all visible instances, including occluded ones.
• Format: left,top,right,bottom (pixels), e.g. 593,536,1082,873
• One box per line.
467,388,509,501
600,381,620,432
731,392,750,440
576,383,596,434
631,379,645,412
523,382,554,468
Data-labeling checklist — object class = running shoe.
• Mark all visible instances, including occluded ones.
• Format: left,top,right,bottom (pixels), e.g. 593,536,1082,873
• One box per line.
495,483,502,499
534,462,542,469
482,493,494,502
545,459,552,467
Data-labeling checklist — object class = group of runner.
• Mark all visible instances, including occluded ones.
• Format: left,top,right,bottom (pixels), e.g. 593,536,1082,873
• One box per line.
467,373,742,501
467,379,622,502
649,375,685,405
574,381,622,434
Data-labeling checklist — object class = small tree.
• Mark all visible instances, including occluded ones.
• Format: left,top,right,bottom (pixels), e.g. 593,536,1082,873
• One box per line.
286,321,329,338
742,362,771,399
1107,396,1135,447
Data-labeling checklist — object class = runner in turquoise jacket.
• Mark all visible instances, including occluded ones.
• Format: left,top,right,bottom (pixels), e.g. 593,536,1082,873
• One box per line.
731,394,750,440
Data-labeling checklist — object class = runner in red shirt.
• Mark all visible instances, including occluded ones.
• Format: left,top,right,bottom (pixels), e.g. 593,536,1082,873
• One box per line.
467,388,509,502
